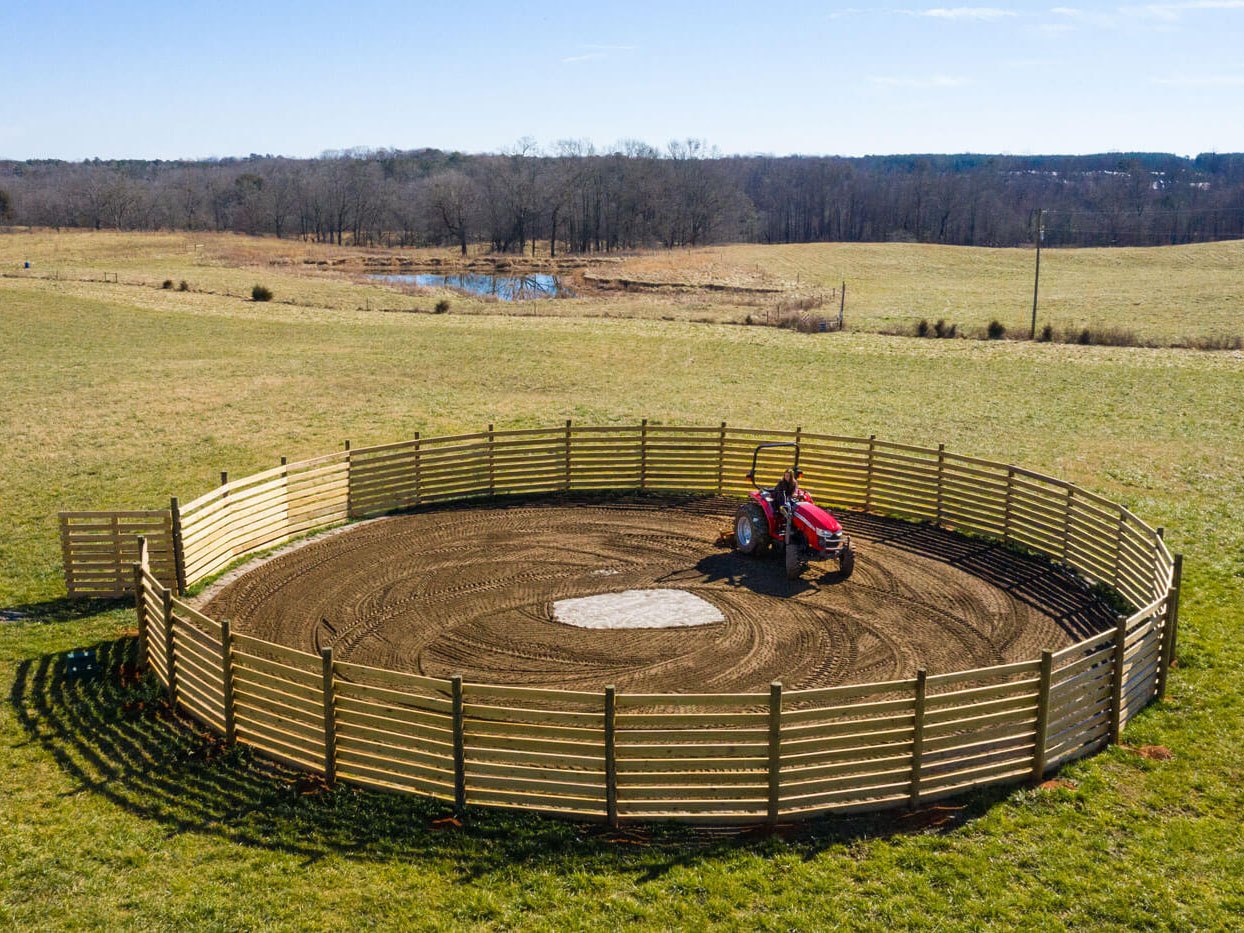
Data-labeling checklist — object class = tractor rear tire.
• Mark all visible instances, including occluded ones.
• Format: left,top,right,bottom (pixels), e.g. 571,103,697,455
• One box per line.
839,544,856,579
734,503,770,556
785,542,803,580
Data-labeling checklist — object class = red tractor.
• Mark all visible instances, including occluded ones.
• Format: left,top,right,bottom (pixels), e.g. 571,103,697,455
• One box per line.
734,442,856,580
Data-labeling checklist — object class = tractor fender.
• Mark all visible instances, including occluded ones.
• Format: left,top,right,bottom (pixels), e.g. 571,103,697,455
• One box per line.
749,491,780,536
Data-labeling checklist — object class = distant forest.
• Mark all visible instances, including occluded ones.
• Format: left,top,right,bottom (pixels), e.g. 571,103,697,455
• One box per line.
3,144,1243,253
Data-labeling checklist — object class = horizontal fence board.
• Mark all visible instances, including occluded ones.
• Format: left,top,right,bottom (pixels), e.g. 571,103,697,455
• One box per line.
336,758,456,798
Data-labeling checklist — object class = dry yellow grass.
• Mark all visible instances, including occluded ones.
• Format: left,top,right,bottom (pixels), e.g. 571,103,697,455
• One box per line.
2,230,1241,339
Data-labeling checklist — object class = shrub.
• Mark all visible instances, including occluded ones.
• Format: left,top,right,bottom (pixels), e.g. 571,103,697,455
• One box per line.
916,319,930,338
1184,334,1244,351
1077,328,1093,345
161,279,174,290
252,284,273,302
933,319,947,338
1038,323,1055,342
434,299,451,314
987,319,1006,340
177,280,189,292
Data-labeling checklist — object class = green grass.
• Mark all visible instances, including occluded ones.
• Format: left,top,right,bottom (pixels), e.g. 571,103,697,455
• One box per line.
2,240,1243,929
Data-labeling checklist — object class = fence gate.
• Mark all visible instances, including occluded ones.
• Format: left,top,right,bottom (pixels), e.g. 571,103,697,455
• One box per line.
59,510,176,598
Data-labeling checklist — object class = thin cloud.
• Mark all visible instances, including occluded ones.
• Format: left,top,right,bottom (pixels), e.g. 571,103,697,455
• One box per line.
1045,6,1119,27
1123,0,1244,20
561,52,607,64
1152,73,1244,85
870,74,970,87
915,7,1017,19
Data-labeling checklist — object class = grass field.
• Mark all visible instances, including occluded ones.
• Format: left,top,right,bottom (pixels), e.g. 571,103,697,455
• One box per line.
2,232,1242,929
3,230,1243,342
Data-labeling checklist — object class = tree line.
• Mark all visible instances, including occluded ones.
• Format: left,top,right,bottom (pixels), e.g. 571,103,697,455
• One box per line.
2,143,1242,252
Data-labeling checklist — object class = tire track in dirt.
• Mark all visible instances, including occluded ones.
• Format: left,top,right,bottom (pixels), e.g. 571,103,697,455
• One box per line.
202,496,1117,694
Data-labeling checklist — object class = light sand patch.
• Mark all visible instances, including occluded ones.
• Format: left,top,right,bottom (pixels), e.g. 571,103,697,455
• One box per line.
553,589,725,630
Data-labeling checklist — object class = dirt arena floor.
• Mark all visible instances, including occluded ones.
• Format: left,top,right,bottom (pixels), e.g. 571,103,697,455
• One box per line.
201,496,1117,694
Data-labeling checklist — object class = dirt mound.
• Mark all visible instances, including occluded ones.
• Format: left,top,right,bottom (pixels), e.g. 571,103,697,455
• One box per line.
201,496,1116,694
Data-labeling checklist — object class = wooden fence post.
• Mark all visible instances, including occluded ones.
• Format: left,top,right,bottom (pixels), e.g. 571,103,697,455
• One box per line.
169,497,188,596
344,439,354,518
220,470,229,487
767,681,782,827
487,423,496,497
935,445,945,526
1109,615,1128,743
864,435,876,513
1113,508,1126,590
221,618,236,745
110,514,124,596
132,536,149,664
413,432,422,506
452,675,466,815
639,419,648,491
1061,485,1075,562
716,421,727,495
1031,650,1053,784
910,669,927,808
1003,469,1016,544
1157,553,1183,701
320,646,336,786
605,685,618,828
563,420,573,492
1153,527,1165,603
161,587,177,705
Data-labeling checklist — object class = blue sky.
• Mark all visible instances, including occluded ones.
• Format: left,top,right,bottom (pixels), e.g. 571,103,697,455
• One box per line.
3,1,1242,159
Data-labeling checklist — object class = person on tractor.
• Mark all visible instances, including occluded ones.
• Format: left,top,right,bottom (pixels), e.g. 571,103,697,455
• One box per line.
772,469,798,516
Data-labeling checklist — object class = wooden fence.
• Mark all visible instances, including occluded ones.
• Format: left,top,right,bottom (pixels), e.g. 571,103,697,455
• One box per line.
59,510,177,597
108,423,1181,824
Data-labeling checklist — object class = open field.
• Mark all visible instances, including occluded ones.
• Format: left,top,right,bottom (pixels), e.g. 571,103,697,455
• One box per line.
1,233,1242,928
2,230,1243,341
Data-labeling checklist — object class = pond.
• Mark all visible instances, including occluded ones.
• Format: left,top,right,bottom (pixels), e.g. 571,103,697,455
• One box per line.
370,272,568,300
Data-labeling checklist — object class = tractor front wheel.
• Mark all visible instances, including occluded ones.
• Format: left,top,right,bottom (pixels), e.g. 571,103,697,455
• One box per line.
734,503,770,556
838,544,856,579
785,542,803,580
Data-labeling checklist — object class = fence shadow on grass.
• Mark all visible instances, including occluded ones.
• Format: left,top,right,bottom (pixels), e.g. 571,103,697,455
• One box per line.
9,636,1013,878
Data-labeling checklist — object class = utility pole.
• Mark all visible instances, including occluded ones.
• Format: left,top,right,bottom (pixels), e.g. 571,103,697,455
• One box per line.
1030,208,1044,340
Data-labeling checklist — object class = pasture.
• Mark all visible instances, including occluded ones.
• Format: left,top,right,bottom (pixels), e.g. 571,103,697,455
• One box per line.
2,230,1243,342
0,232,1241,928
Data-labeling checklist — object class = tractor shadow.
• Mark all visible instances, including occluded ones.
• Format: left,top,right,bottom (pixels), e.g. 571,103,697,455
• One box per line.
10,636,1011,879
689,550,827,597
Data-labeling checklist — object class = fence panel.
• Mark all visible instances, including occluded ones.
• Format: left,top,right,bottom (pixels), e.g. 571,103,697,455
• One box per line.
230,635,326,773
332,662,458,800
780,681,917,817
169,598,227,733
615,693,770,822
180,453,348,587
462,682,607,819
61,510,174,597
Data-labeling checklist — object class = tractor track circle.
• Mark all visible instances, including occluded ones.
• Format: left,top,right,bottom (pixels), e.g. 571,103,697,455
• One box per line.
200,495,1117,694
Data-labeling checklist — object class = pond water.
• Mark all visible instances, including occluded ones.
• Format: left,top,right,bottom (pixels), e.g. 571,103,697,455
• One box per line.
370,272,567,300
